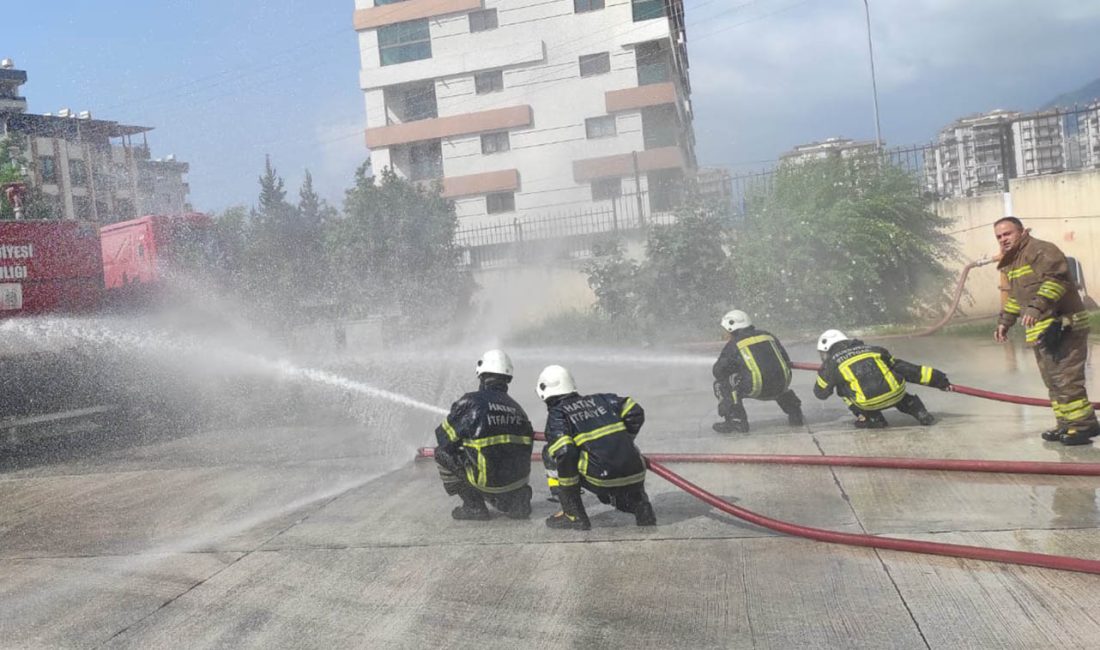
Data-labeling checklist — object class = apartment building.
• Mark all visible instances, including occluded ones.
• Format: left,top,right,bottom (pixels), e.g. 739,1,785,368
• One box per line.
779,137,879,165
0,59,190,222
1077,102,1100,170
354,0,695,229
927,109,1018,198
1012,109,1067,177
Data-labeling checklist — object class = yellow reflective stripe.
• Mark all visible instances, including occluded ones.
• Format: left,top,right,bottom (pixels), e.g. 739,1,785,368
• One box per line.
1060,398,1095,422
737,334,771,396
546,476,560,488
582,470,647,488
1006,265,1033,280
557,475,580,487
441,418,458,442
578,450,588,476
838,352,879,404
1036,281,1066,300
860,389,905,410
1071,311,1090,328
1025,318,1055,342
547,435,574,455
1051,401,1063,415
1003,298,1021,315
463,434,532,449
816,375,829,389
920,366,933,385
573,422,627,446
471,476,530,494
877,358,902,393
620,397,637,419
774,340,792,385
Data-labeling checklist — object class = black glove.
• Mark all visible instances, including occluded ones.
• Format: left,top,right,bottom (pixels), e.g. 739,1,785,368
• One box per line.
929,373,951,391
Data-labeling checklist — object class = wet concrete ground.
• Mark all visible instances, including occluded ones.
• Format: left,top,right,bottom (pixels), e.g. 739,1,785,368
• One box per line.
2,336,1100,648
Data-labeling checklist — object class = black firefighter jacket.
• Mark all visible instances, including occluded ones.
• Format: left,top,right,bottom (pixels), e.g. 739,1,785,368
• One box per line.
435,383,534,494
543,392,646,489
813,339,948,411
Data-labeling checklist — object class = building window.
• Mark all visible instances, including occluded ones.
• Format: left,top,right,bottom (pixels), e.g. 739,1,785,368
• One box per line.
408,140,442,181
379,19,432,66
385,81,437,123
642,104,678,149
574,0,605,12
475,70,504,95
636,41,670,85
585,116,617,139
481,131,510,155
469,9,498,32
632,0,666,22
39,156,57,183
72,195,92,221
69,159,88,186
591,177,622,201
486,192,515,214
579,52,611,77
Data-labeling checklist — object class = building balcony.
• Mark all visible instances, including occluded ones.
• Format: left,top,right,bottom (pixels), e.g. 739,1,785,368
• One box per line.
605,82,679,113
366,105,532,149
354,0,482,30
439,169,519,198
572,146,687,182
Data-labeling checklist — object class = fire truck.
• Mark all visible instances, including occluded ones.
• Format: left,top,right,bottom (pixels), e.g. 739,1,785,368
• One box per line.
0,213,217,427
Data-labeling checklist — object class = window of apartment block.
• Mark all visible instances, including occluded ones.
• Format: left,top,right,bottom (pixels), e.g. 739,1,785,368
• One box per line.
642,104,678,149
408,140,442,180
69,159,88,186
632,0,666,22
72,195,92,220
481,131,510,155
475,69,504,95
579,52,611,77
591,177,622,201
635,41,670,85
486,191,515,214
379,19,432,66
386,81,437,123
469,9,498,32
585,116,617,139
574,0,605,12
39,156,57,183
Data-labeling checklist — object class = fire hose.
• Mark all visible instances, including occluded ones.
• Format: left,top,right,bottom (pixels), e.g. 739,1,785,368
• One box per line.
416,365,1100,574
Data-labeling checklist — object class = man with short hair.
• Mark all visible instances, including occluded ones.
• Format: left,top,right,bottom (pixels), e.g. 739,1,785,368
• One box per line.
434,349,535,520
993,216,1099,445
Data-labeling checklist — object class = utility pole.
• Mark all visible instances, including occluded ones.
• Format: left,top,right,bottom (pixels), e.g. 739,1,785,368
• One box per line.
862,0,883,151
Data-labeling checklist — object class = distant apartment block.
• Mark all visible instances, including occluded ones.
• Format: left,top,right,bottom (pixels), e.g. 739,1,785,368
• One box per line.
1077,102,1100,170
1012,109,1067,177
353,0,696,229
0,59,190,222
927,109,1018,198
779,137,879,165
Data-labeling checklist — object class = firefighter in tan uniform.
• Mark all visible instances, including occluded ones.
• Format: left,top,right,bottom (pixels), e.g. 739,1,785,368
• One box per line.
993,216,1099,445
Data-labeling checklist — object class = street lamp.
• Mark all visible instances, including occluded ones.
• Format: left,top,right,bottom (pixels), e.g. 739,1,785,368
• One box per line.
862,0,883,150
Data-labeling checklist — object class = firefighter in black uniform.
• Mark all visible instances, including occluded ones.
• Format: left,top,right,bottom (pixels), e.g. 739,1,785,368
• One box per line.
537,364,656,530
434,349,535,520
712,309,804,433
813,329,951,428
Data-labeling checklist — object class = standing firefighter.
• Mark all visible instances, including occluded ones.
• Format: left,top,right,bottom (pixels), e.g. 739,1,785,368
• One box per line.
434,350,534,520
814,329,951,428
993,217,1099,445
712,309,804,433
537,365,656,530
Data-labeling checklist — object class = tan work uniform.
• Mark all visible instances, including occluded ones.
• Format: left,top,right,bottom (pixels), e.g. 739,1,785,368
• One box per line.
997,234,1096,429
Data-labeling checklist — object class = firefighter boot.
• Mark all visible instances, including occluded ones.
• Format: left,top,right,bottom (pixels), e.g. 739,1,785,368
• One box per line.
1059,423,1100,446
452,488,491,521
497,485,533,520
712,417,749,433
1041,422,1068,441
545,485,591,530
777,390,804,426
897,394,935,426
631,490,657,527
854,411,887,429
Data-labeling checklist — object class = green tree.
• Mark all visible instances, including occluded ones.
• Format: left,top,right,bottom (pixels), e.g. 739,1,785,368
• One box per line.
327,166,473,334
732,157,954,328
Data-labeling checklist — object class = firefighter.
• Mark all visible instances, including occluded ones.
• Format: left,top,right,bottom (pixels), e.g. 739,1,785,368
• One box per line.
712,309,804,433
993,216,1099,445
814,329,951,428
434,349,535,520
537,365,656,530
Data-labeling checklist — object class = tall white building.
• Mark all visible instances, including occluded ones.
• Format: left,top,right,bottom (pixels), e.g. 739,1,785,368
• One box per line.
354,0,695,229
1012,109,1067,177
927,110,1018,198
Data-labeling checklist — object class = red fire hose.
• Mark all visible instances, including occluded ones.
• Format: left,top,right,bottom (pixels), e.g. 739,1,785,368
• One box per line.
645,458,1100,575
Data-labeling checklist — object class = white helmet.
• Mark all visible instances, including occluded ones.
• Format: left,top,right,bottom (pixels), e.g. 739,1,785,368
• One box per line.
476,349,513,378
721,309,752,333
536,365,577,401
817,329,849,354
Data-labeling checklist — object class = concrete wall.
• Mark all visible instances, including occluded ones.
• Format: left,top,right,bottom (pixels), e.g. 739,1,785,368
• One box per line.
939,169,1100,315
470,262,596,335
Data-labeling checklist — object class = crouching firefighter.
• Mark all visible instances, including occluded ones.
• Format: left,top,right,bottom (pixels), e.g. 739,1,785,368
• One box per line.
813,329,951,428
537,365,656,530
434,350,535,521
712,309,804,433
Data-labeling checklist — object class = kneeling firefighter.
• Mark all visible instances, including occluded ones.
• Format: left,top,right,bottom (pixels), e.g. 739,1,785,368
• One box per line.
813,330,951,428
537,365,656,530
712,309,804,433
434,350,535,521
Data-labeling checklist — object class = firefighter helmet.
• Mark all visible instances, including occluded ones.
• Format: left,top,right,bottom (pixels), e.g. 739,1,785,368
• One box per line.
817,329,849,355
721,309,752,333
476,349,513,378
536,365,577,401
